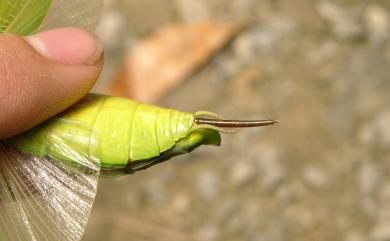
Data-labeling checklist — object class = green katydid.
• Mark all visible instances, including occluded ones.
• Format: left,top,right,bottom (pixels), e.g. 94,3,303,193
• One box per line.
8,94,277,175
0,1,276,240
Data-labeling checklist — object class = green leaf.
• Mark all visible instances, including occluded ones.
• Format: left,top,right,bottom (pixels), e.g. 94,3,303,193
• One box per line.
0,0,52,35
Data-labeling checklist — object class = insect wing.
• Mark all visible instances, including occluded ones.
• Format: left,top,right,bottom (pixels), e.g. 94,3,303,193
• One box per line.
0,1,103,240
0,143,99,241
40,0,103,32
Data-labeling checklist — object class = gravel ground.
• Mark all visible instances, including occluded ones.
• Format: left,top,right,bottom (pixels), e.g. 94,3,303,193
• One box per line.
84,1,390,241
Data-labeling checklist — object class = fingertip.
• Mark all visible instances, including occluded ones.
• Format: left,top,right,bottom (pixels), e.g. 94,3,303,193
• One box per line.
25,28,103,65
0,29,104,138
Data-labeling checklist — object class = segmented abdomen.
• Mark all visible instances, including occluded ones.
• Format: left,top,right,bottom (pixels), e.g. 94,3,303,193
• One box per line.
11,94,194,169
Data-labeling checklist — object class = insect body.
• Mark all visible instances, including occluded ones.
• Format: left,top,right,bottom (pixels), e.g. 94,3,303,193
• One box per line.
8,94,276,174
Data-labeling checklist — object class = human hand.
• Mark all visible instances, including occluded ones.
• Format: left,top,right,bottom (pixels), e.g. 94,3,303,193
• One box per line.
0,28,104,139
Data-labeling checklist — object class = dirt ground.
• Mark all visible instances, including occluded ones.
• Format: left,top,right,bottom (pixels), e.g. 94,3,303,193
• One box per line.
83,0,390,240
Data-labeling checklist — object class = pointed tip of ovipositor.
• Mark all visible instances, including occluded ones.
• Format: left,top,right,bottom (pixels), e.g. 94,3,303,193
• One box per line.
194,118,279,128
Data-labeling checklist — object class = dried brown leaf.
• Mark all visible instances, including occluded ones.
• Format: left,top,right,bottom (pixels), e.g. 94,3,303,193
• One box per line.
108,21,241,103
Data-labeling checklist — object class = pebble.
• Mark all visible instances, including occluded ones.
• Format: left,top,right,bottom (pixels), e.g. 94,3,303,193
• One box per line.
379,182,390,203
317,1,363,40
172,193,190,213
96,8,125,50
233,16,295,58
305,40,338,66
215,199,238,220
358,162,382,216
364,4,389,44
234,29,277,58
360,162,382,194
359,110,390,148
230,162,256,187
175,0,211,22
276,181,307,204
197,225,220,241
256,147,286,192
371,220,390,241
196,170,221,201
284,205,317,232
302,166,329,189
344,231,366,241
143,177,168,206
231,0,257,20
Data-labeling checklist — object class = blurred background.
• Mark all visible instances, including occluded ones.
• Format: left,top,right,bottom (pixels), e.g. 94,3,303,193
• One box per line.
83,0,390,241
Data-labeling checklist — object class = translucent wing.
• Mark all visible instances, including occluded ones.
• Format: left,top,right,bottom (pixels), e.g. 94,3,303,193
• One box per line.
0,143,99,241
0,0,104,240
0,0,102,35
40,0,103,32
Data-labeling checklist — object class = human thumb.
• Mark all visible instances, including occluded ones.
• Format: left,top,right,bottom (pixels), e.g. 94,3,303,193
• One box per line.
0,28,103,138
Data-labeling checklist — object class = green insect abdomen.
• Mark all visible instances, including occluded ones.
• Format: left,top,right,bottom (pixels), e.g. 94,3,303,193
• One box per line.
95,95,194,167
10,94,194,169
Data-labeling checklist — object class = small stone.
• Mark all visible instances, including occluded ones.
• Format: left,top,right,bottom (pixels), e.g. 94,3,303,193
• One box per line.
371,220,390,241
379,182,390,203
248,232,266,241
317,1,363,40
305,41,338,66
230,162,256,187
143,178,168,205
284,205,317,232
364,4,389,44
197,225,220,241
359,162,382,196
276,181,307,204
234,17,295,57
303,166,329,189
172,193,190,213
215,199,238,220
231,0,257,19
358,162,383,216
256,147,286,192
175,0,211,22
234,29,276,57
96,9,126,50
196,170,221,201
359,110,390,147
345,231,366,241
